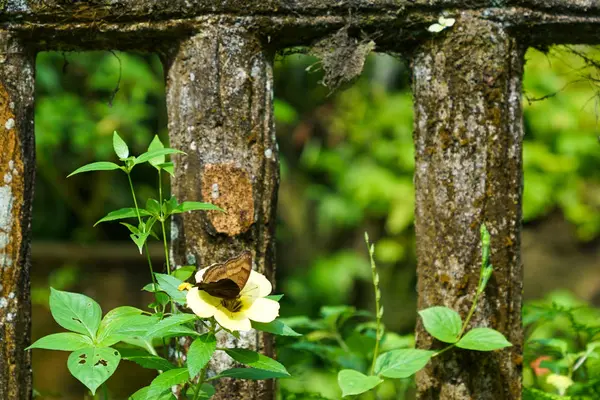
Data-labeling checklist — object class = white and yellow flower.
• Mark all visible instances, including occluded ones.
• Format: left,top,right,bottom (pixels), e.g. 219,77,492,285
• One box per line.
184,268,280,332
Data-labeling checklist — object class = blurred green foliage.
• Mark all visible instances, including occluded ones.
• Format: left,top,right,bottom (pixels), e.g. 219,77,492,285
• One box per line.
34,51,166,241
523,47,600,240
524,291,600,398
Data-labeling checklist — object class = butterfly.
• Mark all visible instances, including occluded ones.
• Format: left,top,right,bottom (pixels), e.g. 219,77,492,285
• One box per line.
196,251,252,300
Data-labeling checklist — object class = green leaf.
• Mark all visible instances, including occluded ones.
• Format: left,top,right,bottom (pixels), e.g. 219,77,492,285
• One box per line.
195,383,215,400
188,334,217,378
67,347,121,395
145,314,197,339
120,348,174,371
251,319,301,337
68,162,121,177
130,232,150,254
154,273,187,305
161,325,200,339
147,368,189,397
224,349,289,376
148,135,165,167
96,307,144,347
172,201,224,214
337,369,382,397
94,208,151,226
49,288,102,339
265,294,283,302
210,368,289,380
129,386,176,400
121,222,140,235
418,306,462,343
135,148,184,165
142,283,160,292
114,315,160,337
27,332,93,351
374,349,434,378
157,162,175,176
165,196,179,214
172,266,196,282
113,131,129,159
456,328,512,351
146,198,161,216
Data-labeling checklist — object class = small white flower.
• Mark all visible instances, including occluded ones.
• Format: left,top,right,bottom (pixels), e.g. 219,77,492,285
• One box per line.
428,16,456,33
185,267,280,332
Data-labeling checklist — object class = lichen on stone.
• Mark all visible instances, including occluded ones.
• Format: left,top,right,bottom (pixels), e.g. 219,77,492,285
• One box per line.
308,26,375,92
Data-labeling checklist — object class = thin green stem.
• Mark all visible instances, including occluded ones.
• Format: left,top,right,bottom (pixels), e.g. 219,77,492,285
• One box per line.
432,344,456,358
127,173,157,286
102,384,108,400
161,220,171,275
366,233,383,376
158,170,171,275
458,291,481,338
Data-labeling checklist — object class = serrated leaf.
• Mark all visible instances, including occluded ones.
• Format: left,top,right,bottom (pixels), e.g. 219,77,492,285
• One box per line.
135,148,184,165
172,201,224,214
49,288,102,339
225,349,289,375
27,332,93,351
94,208,151,226
113,131,129,159
68,162,121,177
418,306,462,343
337,369,382,397
251,319,301,337
210,367,289,380
374,349,434,378
67,347,121,395
145,314,197,339
147,368,189,397
456,328,512,351
188,334,216,378
154,273,187,304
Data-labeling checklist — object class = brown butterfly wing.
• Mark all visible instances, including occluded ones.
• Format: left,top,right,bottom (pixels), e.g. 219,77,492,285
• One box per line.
197,251,252,299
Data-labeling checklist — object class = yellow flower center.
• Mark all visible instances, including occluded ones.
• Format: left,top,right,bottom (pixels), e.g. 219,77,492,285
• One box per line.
221,297,243,313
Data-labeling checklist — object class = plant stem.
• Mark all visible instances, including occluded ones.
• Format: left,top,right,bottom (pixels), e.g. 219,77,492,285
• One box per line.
158,170,171,275
432,344,455,358
127,172,157,286
366,233,383,376
458,291,481,338
102,384,108,400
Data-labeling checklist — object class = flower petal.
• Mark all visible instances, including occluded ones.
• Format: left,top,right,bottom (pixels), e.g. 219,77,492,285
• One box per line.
241,270,272,300
244,298,280,323
214,308,252,332
194,267,209,283
186,287,218,318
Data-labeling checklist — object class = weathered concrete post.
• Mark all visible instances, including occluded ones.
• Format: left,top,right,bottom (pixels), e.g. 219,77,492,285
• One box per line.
0,31,35,400
411,14,524,399
165,26,278,399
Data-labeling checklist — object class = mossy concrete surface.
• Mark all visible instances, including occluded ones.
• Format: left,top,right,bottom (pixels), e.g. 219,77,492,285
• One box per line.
412,13,524,400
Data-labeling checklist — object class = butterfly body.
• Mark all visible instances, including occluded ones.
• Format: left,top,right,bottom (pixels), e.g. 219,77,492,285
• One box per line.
196,251,252,300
